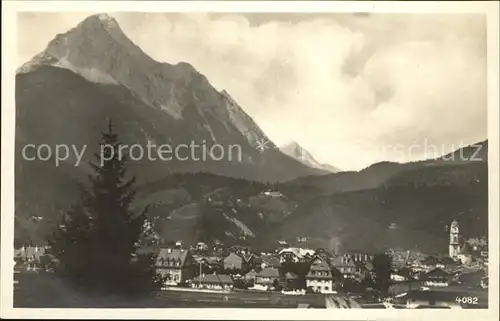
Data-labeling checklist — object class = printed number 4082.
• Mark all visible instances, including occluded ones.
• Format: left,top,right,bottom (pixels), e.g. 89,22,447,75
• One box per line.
456,297,479,304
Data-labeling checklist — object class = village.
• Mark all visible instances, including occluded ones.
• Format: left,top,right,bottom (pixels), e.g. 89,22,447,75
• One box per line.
13,220,488,308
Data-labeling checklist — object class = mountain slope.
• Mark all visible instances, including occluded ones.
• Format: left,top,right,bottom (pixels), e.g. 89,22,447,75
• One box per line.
264,141,488,253
16,13,324,182
14,13,327,245
288,140,488,194
280,141,340,173
14,13,488,253
269,161,488,254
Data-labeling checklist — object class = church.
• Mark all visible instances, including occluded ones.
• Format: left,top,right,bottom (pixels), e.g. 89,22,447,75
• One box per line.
449,220,461,259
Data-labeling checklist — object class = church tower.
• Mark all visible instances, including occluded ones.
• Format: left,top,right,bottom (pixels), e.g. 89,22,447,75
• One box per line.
449,220,461,258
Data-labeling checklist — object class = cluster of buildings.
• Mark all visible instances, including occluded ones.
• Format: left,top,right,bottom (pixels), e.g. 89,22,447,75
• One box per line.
13,220,488,296
146,237,487,295
13,245,52,272
386,220,489,291
149,244,376,293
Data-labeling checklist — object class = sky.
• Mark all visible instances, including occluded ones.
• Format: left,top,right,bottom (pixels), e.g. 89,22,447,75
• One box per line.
17,12,487,171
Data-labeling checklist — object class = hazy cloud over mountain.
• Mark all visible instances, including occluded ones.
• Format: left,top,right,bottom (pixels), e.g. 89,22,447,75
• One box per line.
18,12,487,170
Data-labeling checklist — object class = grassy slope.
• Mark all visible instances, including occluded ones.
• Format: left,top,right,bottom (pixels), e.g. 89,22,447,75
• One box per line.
271,162,487,254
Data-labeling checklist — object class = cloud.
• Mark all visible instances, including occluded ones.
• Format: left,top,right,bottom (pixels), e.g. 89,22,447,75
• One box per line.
17,12,487,170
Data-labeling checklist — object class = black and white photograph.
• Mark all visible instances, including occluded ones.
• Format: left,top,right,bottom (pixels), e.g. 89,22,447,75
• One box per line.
1,1,499,319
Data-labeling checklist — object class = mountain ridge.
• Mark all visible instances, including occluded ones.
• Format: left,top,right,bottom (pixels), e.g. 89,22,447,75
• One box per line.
16,13,326,182
17,13,267,148
280,141,340,173
14,13,488,254
288,140,488,193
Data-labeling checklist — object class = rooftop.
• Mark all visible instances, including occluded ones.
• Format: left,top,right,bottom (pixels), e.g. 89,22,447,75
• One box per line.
330,254,357,268
156,248,190,267
258,267,280,278
278,247,315,258
194,274,233,285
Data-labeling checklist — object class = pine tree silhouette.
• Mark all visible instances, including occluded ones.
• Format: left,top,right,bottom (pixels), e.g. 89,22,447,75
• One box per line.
49,120,162,297
370,253,393,299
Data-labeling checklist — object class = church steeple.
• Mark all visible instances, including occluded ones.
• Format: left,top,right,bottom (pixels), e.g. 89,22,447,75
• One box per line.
449,220,461,259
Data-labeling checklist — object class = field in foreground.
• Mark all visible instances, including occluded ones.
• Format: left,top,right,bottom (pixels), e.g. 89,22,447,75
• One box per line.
13,272,325,308
13,272,488,309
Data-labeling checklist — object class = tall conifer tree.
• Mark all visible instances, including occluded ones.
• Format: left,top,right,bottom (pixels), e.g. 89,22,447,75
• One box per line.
371,253,393,299
49,120,162,296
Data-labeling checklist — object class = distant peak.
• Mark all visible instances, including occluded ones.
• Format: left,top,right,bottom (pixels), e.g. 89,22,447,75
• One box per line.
97,13,112,21
281,141,309,159
78,12,120,30
88,12,116,23
282,141,302,151
175,61,197,72
280,141,341,173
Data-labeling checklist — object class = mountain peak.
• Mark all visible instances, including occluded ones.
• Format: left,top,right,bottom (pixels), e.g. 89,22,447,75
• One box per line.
18,12,139,77
280,141,340,173
78,12,120,30
285,140,301,150
96,12,113,21
281,141,307,158
17,13,320,175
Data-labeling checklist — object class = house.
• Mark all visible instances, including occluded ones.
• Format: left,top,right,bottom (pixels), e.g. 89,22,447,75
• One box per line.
263,190,284,198
14,246,48,271
193,256,222,275
420,256,442,268
401,289,464,308
242,252,260,270
466,237,488,252
254,267,282,290
212,242,224,254
421,268,451,287
391,257,409,269
457,243,473,265
192,274,234,291
458,270,486,287
278,248,315,264
196,242,209,251
391,267,414,282
451,264,481,276
283,272,302,290
223,252,245,271
388,249,415,268
331,254,357,279
277,240,288,247
156,248,196,286
363,260,374,274
437,256,455,266
306,256,338,293
260,255,281,269
347,253,371,263
204,256,223,273
297,237,307,243
244,269,258,283
228,245,253,255
351,260,372,282
314,248,334,260
388,279,422,297
481,276,488,288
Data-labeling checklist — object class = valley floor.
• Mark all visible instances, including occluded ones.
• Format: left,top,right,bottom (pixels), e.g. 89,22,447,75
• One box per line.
13,272,488,309
13,272,324,308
